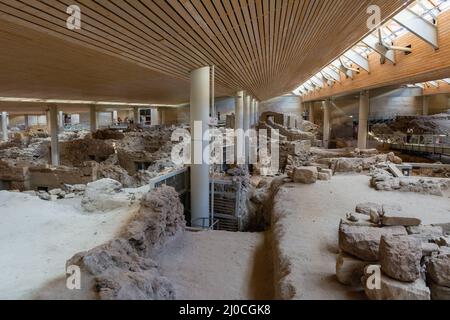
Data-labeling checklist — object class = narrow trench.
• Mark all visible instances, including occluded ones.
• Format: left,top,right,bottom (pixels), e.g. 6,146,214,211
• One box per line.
157,229,275,300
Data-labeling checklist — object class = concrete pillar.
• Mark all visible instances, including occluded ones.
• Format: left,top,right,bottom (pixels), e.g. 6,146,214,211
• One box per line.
190,66,210,228
58,111,64,130
49,105,60,166
24,115,29,129
243,93,251,164
299,97,304,120
255,101,259,124
112,110,118,124
358,91,370,150
422,95,429,116
133,107,140,124
322,100,331,149
1,112,8,142
151,108,160,126
289,115,296,129
309,102,314,123
89,105,97,132
235,91,244,164
252,98,257,126
160,109,166,125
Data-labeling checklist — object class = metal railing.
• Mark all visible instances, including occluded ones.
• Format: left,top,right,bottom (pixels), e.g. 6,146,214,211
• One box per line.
371,133,450,156
147,167,243,232
148,167,189,194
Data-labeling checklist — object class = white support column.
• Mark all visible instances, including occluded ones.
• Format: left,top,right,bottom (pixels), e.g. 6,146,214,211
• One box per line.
49,105,60,166
89,105,97,132
112,110,118,124
235,91,244,164
133,107,140,124
299,97,304,121
423,95,430,116
309,102,315,123
1,112,8,142
190,66,210,228
358,91,370,150
322,100,331,149
151,108,160,126
249,98,253,126
255,101,259,124
58,111,64,130
243,93,251,164
251,98,256,126
24,115,29,130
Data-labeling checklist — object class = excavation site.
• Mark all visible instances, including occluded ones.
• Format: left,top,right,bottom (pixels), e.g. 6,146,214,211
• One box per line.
0,0,449,307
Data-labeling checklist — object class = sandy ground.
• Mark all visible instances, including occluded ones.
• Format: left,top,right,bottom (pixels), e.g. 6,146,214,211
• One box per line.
0,191,136,300
275,174,450,300
158,230,274,300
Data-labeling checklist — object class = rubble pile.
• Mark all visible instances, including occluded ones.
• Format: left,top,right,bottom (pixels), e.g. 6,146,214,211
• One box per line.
66,185,185,300
413,167,450,178
262,118,319,143
370,168,450,196
313,150,402,174
81,178,134,212
0,126,183,191
336,202,450,300
372,114,450,136
248,176,287,231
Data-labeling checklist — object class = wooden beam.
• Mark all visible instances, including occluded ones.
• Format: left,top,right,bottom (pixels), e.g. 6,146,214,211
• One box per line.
303,10,450,102
423,82,450,96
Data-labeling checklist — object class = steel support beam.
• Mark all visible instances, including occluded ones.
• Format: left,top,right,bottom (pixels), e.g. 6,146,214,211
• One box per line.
393,8,438,49
343,49,370,72
362,34,396,64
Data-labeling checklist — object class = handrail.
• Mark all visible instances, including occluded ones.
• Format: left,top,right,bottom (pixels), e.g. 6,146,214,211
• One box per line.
148,167,188,190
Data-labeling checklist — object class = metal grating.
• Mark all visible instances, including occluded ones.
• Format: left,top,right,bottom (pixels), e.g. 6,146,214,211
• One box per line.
210,179,241,232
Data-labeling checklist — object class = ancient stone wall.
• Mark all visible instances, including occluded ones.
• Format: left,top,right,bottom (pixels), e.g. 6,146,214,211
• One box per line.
66,185,185,300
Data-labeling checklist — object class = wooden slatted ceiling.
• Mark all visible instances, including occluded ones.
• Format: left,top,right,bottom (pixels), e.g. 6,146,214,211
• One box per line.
0,0,407,102
303,9,450,102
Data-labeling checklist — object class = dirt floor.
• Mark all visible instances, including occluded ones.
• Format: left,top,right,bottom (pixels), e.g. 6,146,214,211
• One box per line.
274,174,450,300
0,192,135,300
158,230,274,300
0,190,274,300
